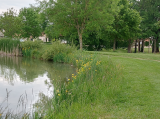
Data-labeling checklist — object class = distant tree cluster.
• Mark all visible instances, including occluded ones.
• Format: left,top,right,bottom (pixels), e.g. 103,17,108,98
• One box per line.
0,0,159,52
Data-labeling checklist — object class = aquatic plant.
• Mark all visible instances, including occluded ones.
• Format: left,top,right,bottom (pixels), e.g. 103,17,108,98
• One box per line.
0,38,20,56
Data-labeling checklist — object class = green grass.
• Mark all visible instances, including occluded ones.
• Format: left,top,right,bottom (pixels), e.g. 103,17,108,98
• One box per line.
102,47,157,54
87,50,160,61
86,51,160,119
43,50,160,119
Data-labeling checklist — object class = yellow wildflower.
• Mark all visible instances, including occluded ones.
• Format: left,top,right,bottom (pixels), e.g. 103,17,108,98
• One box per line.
58,94,60,96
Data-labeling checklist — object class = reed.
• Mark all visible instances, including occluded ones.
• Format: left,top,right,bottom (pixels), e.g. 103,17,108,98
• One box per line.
0,38,20,56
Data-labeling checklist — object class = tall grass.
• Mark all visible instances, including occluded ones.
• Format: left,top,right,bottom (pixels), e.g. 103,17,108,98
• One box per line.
43,53,122,118
0,38,20,55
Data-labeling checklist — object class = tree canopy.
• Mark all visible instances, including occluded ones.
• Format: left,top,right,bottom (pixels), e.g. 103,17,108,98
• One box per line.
46,0,120,50
0,8,22,38
19,7,41,39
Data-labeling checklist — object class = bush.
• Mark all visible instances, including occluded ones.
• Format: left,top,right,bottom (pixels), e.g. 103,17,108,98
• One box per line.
41,41,77,61
21,40,43,49
21,40,43,57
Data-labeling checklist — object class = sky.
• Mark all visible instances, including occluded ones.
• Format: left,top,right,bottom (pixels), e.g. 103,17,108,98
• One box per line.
0,0,37,14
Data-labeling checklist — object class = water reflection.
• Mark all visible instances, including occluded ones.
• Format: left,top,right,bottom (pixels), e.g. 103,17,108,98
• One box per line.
0,56,76,115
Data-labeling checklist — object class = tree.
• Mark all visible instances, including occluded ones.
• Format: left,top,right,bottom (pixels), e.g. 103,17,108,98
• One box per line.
135,0,160,53
0,8,22,38
108,0,141,52
30,1,49,33
19,7,41,39
47,0,119,50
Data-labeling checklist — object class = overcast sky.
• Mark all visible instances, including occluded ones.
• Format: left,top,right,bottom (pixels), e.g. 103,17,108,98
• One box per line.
0,0,37,14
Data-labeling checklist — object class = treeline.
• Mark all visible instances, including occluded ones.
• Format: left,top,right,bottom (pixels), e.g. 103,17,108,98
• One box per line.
0,0,160,53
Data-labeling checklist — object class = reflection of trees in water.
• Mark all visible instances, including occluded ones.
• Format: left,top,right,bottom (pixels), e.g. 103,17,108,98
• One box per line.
0,56,76,116
0,56,76,85
0,56,20,85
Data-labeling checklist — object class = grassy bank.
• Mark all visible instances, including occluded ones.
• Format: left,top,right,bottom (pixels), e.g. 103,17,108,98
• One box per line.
44,49,160,118
18,41,123,118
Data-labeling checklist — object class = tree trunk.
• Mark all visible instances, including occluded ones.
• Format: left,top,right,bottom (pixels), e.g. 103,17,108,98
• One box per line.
138,39,140,52
135,40,137,53
128,39,132,53
113,39,116,51
154,39,156,53
141,40,144,52
138,40,140,52
152,40,154,53
156,39,159,53
148,39,150,53
142,40,144,53
78,31,83,51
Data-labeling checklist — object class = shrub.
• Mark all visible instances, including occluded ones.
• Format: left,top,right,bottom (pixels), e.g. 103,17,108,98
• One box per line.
21,40,43,49
41,41,77,61
21,40,43,57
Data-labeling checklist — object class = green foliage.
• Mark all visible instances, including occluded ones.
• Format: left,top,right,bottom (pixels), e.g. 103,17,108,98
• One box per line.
47,0,119,50
0,38,20,53
19,7,41,38
41,41,76,61
21,40,43,49
21,40,43,57
0,8,22,38
108,0,141,50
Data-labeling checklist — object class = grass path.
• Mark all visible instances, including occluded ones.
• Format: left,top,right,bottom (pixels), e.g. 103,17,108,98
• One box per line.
96,52,160,118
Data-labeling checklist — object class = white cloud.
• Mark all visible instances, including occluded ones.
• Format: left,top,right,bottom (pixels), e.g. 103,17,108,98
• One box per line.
0,0,36,14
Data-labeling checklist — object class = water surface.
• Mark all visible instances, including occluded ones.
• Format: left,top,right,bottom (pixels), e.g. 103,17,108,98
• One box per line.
0,56,76,114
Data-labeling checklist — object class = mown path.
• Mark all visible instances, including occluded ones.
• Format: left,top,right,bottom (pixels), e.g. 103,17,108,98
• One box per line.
98,53,160,118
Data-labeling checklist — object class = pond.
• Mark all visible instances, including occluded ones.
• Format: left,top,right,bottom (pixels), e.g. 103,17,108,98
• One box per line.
0,56,76,116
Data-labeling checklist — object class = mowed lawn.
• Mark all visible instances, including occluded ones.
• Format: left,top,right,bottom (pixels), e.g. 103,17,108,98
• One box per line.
95,52,160,118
